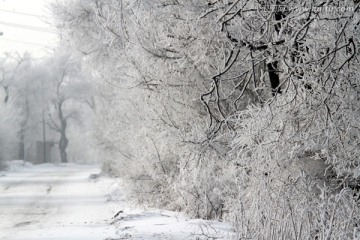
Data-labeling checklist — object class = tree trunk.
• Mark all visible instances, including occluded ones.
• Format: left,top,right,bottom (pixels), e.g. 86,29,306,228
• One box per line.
267,62,282,96
58,101,68,163
59,130,68,163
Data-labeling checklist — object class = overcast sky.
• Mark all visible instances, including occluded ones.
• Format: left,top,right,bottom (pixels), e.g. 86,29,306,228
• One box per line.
0,0,59,57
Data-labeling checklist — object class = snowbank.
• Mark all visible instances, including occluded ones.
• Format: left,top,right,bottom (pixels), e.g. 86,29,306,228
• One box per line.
106,178,234,239
0,160,33,175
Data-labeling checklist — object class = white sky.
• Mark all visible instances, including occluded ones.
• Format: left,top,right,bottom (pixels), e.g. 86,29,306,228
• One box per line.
0,0,59,57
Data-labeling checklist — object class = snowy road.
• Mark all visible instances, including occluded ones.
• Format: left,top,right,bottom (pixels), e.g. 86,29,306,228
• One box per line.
0,162,233,240
0,163,119,240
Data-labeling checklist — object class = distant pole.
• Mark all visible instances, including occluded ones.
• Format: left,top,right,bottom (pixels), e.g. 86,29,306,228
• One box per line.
42,78,47,163
42,109,46,163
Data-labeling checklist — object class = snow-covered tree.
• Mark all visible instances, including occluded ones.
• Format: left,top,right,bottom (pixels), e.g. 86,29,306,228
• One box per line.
42,51,93,163
0,54,25,165
0,49,93,164
51,0,360,238
214,0,360,238
4,53,45,161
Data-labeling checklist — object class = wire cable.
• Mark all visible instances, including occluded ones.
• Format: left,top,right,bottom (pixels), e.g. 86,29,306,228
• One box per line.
0,20,57,34
0,8,51,19
0,37,57,47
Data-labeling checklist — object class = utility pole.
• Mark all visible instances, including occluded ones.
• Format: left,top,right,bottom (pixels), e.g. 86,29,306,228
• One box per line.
42,78,47,163
42,109,47,163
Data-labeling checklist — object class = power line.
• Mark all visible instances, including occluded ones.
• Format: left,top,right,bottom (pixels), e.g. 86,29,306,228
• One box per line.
0,9,51,19
0,37,57,47
0,20,56,33
0,20,57,34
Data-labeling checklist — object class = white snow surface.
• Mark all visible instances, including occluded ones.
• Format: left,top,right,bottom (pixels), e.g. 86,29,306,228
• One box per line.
0,161,233,240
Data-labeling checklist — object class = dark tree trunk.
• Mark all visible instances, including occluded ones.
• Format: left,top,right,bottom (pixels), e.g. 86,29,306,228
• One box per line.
266,0,286,96
58,101,68,163
59,129,68,163
4,86,9,104
267,62,282,96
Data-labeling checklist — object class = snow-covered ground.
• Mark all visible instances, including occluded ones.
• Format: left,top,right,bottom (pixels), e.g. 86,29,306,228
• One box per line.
0,161,118,240
0,162,233,240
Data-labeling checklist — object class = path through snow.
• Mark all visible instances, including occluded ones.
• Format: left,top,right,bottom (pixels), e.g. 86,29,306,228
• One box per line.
0,162,119,240
0,162,233,240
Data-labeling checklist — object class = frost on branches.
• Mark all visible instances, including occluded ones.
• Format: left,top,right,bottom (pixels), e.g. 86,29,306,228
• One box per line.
52,0,360,238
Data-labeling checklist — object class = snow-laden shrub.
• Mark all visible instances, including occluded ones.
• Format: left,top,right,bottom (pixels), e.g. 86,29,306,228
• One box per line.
223,86,360,238
175,143,234,219
52,1,360,238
